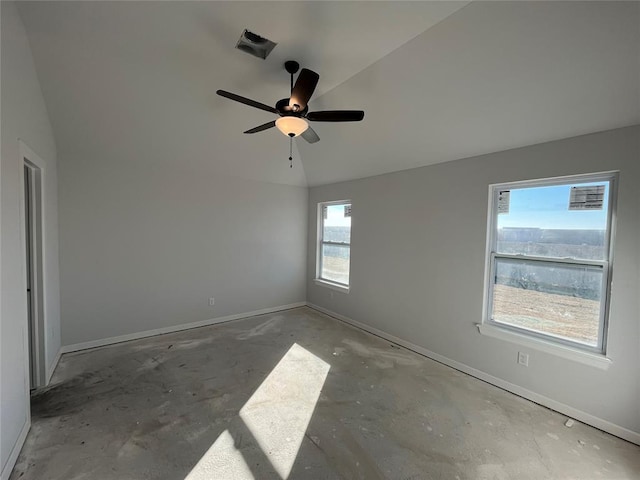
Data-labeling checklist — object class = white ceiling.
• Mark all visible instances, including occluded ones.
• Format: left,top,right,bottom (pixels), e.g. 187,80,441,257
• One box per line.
16,1,468,187
17,1,640,187
300,0,640,185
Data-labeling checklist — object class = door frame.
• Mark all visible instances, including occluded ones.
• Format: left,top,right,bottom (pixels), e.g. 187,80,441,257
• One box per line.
18,140,47,389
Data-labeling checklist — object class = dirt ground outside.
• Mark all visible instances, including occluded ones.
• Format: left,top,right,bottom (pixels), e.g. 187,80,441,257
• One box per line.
321,255,350,285
492,284,600,346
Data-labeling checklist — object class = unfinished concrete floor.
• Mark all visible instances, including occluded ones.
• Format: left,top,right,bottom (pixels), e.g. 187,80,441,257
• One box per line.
11,307,640,479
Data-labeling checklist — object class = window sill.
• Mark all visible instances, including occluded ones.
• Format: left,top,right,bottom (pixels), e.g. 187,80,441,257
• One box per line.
314,279,350,293
477,323,611,370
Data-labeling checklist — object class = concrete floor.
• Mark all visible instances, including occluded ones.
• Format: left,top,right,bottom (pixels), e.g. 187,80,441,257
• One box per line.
10,307,640,479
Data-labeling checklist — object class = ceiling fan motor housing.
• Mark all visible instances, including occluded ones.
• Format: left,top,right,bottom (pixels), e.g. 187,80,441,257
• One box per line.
275,98,308,117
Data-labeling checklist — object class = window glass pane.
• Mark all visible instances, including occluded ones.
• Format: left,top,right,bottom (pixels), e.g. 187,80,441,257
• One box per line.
496,182,609,260
323,204,351,243
321,244,350,285
492,258,603,347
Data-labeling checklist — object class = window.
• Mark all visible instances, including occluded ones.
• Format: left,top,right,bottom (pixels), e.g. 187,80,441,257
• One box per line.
317,200,351,289
484,173,616,354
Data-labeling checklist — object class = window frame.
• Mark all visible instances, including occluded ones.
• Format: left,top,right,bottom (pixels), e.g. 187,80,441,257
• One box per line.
316,200,352,292
483,172,617,355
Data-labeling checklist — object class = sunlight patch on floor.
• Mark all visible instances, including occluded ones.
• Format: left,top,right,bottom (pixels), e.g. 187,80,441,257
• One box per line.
184,343,330,479
185,430,254,480
239,343,330,478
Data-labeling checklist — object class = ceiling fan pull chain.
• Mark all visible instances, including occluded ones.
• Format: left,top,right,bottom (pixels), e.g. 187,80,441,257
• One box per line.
289,137,293,168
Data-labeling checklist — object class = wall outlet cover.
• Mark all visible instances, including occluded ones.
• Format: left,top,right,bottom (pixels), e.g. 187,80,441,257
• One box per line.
518,352,529,366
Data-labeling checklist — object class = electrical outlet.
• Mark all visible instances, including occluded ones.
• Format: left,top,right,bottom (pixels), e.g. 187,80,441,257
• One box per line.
517,352,529,367
209,297,215,306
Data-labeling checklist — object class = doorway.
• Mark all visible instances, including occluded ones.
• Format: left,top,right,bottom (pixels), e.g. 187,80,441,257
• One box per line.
23,157,46,389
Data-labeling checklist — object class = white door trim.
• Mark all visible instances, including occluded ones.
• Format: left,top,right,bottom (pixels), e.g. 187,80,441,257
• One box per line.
18,139,47,389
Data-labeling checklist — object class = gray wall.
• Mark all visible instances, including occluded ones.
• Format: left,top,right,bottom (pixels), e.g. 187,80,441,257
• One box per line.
1,1,61,475
58,155,307,346
307,126,640,435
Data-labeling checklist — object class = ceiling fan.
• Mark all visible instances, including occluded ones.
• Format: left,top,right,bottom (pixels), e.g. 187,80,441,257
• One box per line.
216,60,364,145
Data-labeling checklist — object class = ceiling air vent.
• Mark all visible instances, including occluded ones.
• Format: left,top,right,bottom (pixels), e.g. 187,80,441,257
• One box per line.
235,29,277,60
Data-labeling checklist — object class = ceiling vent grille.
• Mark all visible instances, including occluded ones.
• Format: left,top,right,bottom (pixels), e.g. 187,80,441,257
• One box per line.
235,29,277,60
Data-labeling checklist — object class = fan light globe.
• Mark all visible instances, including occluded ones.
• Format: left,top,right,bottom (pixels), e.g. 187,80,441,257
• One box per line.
275,116,309,137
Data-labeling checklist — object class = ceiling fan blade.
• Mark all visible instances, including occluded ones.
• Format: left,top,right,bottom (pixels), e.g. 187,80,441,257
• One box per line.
216,90,278,114
244,121,276,134
307,110,364,122
289,68,319,112
300,126,320,144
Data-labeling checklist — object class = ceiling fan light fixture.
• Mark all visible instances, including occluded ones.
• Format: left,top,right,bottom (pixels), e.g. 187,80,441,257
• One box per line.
275,116,309,137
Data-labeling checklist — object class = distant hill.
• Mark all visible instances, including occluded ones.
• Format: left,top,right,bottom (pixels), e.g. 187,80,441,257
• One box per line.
499,228,605,245
323,226,351,244
496,228,605,300
498,228,605,261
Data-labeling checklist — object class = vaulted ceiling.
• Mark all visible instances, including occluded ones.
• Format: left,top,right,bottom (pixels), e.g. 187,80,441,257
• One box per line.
18,1,640,187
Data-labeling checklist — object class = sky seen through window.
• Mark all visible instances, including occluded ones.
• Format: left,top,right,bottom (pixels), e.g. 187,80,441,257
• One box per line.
498,182,609,230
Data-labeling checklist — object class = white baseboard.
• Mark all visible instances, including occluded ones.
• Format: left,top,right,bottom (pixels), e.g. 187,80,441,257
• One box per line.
1,418,30,480
60,302,307,354
307,303,640,446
